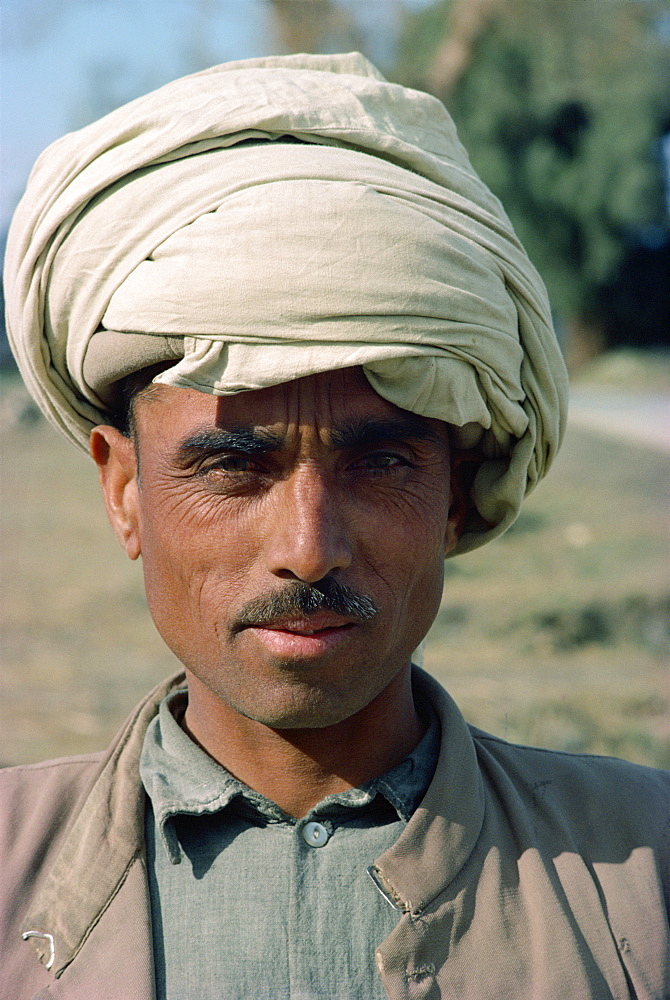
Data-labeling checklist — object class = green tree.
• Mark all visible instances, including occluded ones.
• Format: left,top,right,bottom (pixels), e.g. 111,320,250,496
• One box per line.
395,0,670,355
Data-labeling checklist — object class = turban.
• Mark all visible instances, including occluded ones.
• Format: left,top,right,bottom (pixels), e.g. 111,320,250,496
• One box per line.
4,52,568,555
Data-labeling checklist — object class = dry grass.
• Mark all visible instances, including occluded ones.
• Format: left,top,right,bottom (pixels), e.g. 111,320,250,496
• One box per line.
423,425,669,767
1,373,668,767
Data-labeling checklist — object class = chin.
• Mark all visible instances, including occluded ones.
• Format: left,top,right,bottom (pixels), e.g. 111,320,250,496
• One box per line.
220,662,398,730
232,688,367,731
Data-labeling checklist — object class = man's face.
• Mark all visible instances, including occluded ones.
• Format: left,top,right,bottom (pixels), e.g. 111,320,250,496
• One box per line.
105,367,459,729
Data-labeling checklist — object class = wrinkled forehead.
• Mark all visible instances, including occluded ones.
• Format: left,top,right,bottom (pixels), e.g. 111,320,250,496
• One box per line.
133,367,450,450
212,367,385,423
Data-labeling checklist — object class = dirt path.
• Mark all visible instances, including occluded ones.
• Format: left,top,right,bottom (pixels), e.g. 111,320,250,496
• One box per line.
568,389,670,454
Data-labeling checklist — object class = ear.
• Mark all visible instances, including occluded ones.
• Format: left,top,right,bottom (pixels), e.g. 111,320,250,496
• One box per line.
90,426,142,560
443,449,475,556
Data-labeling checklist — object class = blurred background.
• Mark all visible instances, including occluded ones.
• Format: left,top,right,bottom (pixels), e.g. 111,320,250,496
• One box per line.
1,0,668,767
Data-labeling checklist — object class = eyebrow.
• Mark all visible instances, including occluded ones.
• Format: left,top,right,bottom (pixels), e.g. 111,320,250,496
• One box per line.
174,415,444,465
328,416,444,450
175,427,284,465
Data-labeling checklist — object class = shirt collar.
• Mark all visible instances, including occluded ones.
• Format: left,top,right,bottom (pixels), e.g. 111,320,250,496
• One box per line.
140,688,440,864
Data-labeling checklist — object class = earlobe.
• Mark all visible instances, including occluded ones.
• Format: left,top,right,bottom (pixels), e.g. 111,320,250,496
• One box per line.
90,426,142,560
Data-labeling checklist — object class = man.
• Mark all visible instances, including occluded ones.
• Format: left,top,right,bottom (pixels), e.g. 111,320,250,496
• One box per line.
2,53,668,1000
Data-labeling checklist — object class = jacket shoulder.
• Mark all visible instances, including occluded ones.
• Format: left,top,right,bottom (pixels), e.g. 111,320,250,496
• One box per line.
470,727,670,853
0,753,106,830
0,753,108,890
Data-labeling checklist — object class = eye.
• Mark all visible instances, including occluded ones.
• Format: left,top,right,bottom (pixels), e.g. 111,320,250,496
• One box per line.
204,454,257,474
351,451,410,475
191,452,273,497
196,453,269,483
366,453,402,468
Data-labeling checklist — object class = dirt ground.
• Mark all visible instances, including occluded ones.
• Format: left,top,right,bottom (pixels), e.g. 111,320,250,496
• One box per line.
1,366,668,767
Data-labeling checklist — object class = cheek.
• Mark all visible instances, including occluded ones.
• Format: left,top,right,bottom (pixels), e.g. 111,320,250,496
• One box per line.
137,494,254,641
355,496,448,646
394,547,446,658
358,481,450,585
398,535,446,615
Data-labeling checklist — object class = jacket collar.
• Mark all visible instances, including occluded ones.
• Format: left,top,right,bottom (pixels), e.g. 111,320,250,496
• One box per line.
370,668,486,913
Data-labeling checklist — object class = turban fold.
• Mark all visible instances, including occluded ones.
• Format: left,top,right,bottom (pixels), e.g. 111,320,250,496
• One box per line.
4,52,568,554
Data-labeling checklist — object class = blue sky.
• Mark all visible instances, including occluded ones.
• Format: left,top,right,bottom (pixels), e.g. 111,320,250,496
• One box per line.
1,0,430,230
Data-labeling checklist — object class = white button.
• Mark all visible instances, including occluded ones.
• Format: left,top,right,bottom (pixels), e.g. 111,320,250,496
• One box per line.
302,821,329,847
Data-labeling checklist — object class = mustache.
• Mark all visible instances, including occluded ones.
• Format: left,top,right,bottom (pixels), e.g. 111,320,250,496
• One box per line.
232,578,379,632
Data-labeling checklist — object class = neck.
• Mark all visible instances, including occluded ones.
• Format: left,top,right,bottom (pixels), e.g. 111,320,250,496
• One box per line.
181,665,424,818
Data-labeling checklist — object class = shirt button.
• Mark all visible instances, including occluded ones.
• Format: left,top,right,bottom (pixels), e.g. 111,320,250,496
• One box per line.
302,821,329,847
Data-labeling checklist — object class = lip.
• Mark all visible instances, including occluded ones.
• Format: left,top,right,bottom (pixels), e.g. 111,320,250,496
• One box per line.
242,616,358,657
248,612,357,634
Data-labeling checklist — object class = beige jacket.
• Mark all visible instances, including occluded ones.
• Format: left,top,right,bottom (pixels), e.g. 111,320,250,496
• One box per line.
2,668,668,1000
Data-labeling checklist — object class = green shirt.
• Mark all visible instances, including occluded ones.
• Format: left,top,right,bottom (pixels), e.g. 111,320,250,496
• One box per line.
140,688,440,1000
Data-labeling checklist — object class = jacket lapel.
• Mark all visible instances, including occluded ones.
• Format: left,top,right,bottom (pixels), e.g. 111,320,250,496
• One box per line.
30,858,154,1000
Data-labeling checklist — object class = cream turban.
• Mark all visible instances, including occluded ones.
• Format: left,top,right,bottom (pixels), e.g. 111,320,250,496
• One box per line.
4,52,568,555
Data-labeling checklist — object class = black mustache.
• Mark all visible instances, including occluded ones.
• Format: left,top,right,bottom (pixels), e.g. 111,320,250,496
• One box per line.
232,578,379,632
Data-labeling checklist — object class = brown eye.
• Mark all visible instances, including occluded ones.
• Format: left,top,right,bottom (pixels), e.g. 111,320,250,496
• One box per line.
200,454,263,477
351,452,410,474
365,454,402,468
212,455,253,472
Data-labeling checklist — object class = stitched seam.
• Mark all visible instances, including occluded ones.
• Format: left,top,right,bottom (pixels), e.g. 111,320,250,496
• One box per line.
471,729,662,763
0,755,104,776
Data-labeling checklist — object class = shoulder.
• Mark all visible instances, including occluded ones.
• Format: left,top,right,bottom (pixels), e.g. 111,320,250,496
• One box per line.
0,753,105,815
470,725,669,795
0,752,105,780
470,727,670,853
0,753,105,873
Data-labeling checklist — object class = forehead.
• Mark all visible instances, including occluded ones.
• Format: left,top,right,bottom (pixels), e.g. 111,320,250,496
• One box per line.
135,367,423,436
216,367,393,425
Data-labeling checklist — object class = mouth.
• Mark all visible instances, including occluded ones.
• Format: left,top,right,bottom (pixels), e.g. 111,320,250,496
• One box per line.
240,614,359,656
230,580,379,659
252,613,356,634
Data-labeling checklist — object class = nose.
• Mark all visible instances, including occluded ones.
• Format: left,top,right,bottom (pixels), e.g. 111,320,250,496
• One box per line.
264,464,353,584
